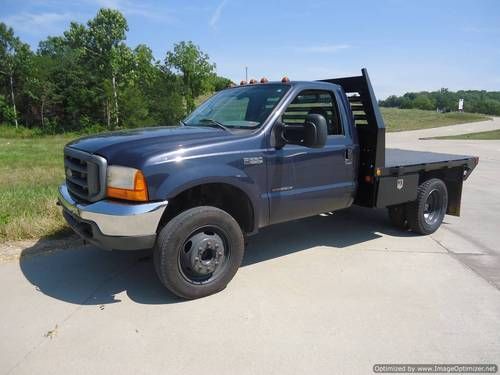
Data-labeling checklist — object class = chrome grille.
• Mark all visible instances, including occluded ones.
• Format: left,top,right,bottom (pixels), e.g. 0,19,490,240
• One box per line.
64,147,107,202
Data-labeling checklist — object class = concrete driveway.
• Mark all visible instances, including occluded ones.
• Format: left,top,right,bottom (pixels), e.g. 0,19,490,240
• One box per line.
1,119,500,374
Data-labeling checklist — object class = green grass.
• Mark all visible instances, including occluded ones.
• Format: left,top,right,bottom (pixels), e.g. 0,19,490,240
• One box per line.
0,134,73,241
0,107,494,242
0,124,44,139
381,108,490,132
430,129,500,140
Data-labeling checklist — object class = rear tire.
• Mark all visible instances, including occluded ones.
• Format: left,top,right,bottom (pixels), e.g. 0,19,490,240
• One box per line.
406,178,448,235
154,206,244,299
387,204,409,230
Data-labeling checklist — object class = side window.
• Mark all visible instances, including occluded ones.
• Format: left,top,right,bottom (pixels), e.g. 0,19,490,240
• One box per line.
282,90,343,135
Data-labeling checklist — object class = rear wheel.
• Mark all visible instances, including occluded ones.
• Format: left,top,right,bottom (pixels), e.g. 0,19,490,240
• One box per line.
387,204,409,230
154,206,244,299
406,178,448,235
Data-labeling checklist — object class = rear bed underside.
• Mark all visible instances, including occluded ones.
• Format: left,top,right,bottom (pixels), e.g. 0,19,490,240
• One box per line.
374,149,478,215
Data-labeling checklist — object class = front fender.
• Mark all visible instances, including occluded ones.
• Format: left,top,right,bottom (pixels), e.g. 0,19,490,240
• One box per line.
153,162,262,229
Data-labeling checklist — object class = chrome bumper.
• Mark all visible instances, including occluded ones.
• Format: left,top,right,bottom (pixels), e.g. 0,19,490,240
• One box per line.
58,183,167,241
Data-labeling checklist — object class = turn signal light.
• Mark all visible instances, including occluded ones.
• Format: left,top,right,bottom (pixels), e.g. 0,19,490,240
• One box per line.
107,170,149,201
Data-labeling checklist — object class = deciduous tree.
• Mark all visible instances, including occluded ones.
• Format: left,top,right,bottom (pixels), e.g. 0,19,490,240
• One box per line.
165,41,215,113
0,23,32,127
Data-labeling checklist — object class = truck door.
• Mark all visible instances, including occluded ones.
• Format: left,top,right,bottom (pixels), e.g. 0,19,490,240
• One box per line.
267,89,356,225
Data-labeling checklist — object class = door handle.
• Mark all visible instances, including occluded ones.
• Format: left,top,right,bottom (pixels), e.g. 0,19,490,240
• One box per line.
345,148,353,164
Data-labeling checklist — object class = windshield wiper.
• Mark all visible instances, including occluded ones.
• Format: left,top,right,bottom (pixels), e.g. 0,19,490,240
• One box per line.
197,118,230,132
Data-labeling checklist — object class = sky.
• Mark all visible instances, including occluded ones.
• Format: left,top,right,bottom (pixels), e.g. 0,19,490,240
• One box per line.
1,0,499,98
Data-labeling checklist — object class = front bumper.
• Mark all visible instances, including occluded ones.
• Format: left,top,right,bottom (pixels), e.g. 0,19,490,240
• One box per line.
58,183,168,250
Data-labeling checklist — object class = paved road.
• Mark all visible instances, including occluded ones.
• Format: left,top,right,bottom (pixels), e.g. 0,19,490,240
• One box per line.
388,117,500,291
1,119,500,374
390,116,500,140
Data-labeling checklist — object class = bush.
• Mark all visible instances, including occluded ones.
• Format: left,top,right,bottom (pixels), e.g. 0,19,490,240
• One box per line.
0,124,40,138
413,95,435,111
79,116,107,134
0,95,17,125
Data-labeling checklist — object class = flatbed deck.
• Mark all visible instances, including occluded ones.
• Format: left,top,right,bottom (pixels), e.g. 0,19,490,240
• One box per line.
382,149,478,177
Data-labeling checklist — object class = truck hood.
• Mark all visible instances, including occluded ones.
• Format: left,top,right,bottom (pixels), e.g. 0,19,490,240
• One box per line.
67,125,233,166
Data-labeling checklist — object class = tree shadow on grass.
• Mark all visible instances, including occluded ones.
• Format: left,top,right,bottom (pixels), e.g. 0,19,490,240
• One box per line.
20,206,417,305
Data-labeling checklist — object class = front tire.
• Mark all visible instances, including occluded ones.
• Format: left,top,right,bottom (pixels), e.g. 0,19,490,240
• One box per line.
154,206,244,299
406,178,448,235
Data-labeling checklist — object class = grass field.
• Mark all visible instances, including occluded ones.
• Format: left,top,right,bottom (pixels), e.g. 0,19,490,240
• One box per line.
429,129,500,140
0,108,493,242
380,108,490,132
0,134,73,241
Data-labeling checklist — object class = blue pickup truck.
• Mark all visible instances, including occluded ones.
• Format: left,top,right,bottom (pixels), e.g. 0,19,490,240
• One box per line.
58,69,478,299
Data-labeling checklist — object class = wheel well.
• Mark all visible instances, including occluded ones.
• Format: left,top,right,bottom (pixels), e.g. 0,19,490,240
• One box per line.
159,183,255,234
419,167,464,216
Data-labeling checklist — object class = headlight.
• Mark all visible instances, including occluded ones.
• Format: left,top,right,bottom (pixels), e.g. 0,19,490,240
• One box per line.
106,165,148,202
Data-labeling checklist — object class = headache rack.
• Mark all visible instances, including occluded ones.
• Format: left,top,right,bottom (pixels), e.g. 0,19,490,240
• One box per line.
320,68,386,207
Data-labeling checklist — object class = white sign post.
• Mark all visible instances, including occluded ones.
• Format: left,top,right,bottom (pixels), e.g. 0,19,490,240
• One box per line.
458,98,464,112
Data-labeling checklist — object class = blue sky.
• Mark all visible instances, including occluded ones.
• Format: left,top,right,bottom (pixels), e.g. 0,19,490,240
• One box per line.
1,0,499,98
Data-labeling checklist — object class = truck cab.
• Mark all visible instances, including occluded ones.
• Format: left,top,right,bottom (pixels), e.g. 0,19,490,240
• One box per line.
58,69,478,299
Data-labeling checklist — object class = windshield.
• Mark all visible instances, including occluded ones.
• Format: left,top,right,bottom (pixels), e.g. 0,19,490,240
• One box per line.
184,84,290,130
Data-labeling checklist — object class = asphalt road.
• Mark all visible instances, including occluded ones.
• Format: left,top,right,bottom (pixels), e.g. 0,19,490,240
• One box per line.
1,118,500,374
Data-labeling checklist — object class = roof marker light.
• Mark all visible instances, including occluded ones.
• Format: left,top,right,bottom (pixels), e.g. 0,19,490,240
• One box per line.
240,80,247,85
249,79,257,84
260,77,269,83
281,76,290,83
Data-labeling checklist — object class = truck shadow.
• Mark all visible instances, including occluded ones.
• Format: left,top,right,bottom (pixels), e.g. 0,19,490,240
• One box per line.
19,206,416,305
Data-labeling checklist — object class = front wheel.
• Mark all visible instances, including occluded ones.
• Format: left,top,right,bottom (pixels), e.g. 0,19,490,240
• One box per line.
406,178,448,235
154,206,244,299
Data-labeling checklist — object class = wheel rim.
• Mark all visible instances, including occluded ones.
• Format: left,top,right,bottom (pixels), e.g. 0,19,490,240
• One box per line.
423,189,444,226
178,226,230,285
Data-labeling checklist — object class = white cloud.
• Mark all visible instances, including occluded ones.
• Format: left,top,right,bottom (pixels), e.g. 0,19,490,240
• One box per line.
209,0,228,29
295,44,351,53
0,12,75,35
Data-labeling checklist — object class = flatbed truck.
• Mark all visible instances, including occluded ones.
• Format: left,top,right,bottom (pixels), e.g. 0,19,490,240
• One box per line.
58,69,478,299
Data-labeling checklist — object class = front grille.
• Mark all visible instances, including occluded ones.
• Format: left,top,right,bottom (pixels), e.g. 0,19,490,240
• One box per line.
64,147,107,202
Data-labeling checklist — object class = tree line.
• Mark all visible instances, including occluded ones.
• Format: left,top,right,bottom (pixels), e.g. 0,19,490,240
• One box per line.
380,89,500,116
0,8,231,133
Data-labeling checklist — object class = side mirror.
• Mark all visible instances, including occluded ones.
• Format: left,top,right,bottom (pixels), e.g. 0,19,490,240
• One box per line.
303,113,327,148
272,114,328,149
